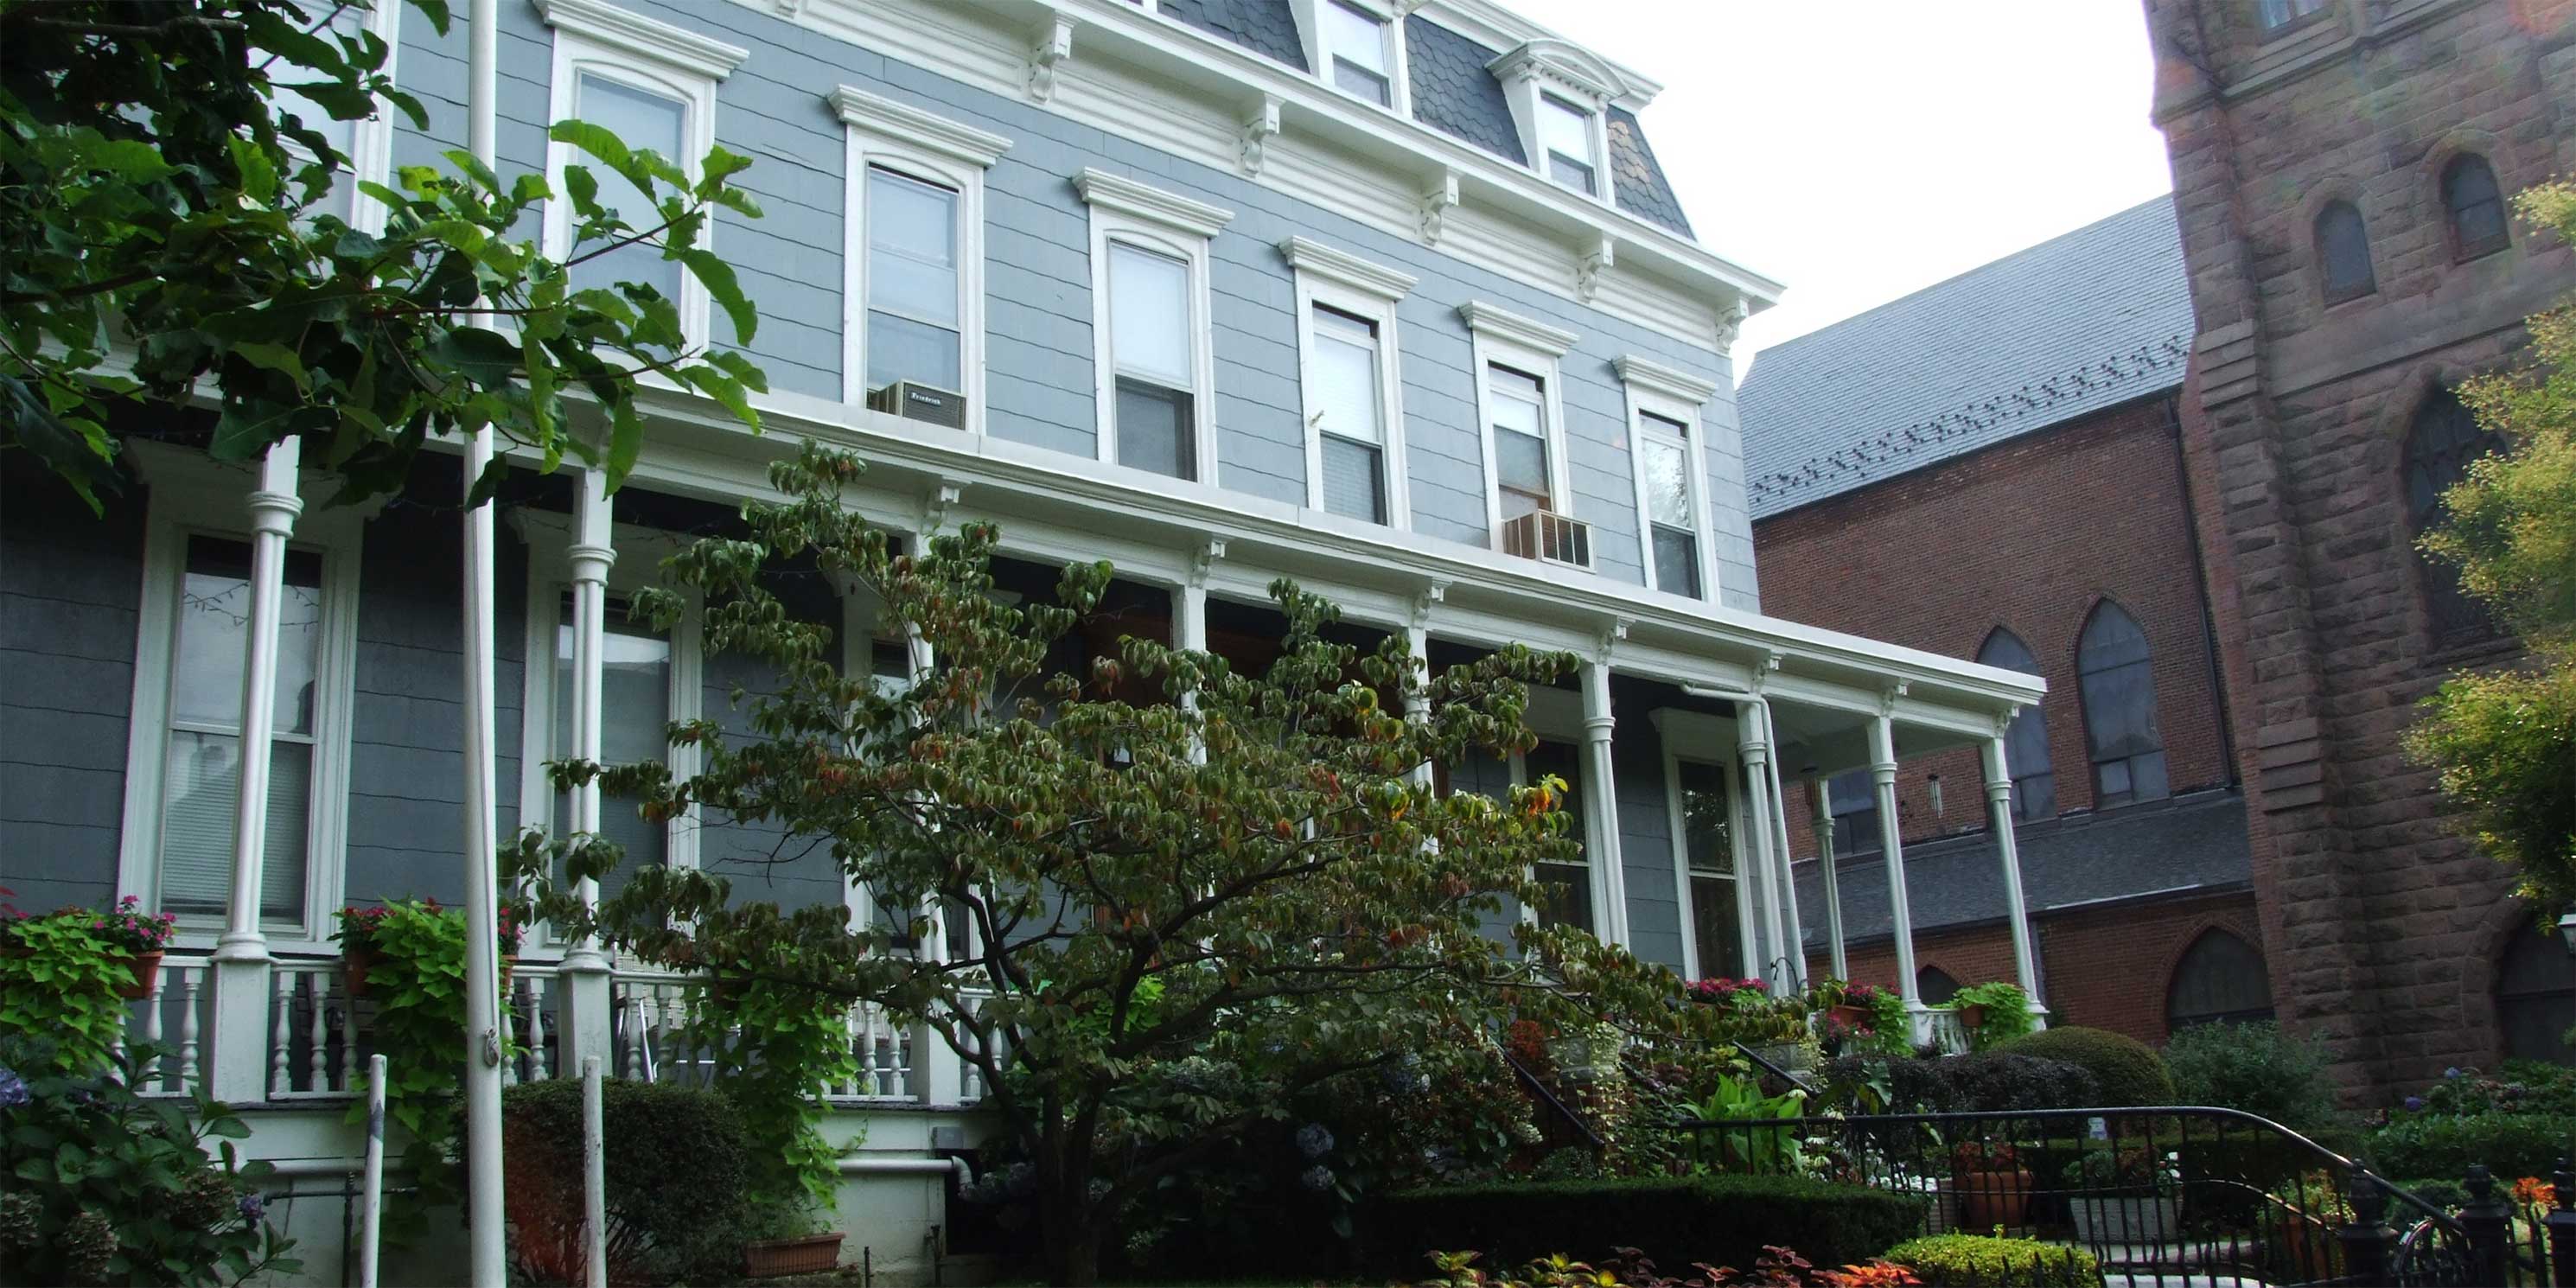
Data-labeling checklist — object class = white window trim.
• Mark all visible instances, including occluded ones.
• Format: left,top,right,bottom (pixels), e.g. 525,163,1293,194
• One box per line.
832,86,1011,435
274,0,404,235
1292,0,1411,115
115,443,366,953
537,0,748,352
1461,300,1578,550
1284,236,1416,530
1652,708,1755,981
1489,40,1618,206
1076,169,1234,484
1509,687,1604,939
511,511,705,934
1615,354,1722,603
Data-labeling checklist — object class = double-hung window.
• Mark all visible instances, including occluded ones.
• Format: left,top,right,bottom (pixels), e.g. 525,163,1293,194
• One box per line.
1285,237,1415,527
1463,302,1580,557
1078,169,1234,483
539,0,748,350
118,446,362,947
1672,756,1744,979
1320,0,1396,106
2257,0,2327,29
1616,355,1722,600
1524,740,1591,935
1539,95,1599,196
833,86,1010,431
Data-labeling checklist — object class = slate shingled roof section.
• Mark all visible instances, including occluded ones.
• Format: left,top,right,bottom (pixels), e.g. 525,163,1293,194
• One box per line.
1736,195,2194,520
1406,16,1525,163
1793,789,2254,947
1162,0,1309,71
1606,107,1692,238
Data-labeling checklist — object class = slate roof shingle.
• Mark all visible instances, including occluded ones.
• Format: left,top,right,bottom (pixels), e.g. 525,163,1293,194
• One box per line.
1794,788,2254,947
1405,15,1525,163
1161,0,1309,71
1736,195,2195,520
1606,107,1691,238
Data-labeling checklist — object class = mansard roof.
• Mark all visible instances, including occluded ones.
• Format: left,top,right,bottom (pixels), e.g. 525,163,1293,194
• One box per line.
1736,195,2194,520
1160,0,1699,239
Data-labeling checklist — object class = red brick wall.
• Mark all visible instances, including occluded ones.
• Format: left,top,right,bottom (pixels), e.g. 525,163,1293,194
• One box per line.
1819,889,2267,1047
1753,395,2232,860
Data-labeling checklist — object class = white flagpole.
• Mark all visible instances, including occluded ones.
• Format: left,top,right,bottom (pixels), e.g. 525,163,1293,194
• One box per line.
461,0,507,1281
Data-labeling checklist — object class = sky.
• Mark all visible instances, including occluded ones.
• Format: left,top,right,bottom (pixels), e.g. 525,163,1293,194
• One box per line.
1502,0,2178,381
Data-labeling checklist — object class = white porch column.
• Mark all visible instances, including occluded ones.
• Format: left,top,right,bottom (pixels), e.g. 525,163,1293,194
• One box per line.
1736,704,1789,990
1757,704,1806,991
1403,584,1441,792
1981,730,2045,1016
1808,774,1846,981
461,2,507,1274
1578,652,1629,947
209,439,303,1102
1869,711,1922,1030
904,626,966,1105
558,469,616,1073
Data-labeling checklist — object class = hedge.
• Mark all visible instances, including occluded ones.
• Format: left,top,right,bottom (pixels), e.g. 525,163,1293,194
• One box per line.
1365,1174,1920,1276
1826,1052,2100,1114
2368,1113,2576,1184
1992,1026,2174,1107
501,1078,754,1285
1884,1234,2099,1287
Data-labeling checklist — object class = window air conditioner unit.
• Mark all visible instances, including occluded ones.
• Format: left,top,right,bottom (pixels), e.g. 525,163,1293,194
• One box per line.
866,380,966,430
1501,510,1592,570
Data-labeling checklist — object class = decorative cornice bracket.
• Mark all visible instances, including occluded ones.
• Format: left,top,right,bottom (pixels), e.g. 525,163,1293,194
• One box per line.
1240,93,1282,177
1576,234,1614,303
1419,169,1459,246
1029,14,1076,104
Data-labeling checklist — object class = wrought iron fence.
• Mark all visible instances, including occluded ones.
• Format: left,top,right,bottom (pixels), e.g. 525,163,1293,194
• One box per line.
1676,1106,2574,1287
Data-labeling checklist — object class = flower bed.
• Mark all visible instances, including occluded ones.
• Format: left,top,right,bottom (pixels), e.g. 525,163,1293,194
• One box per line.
1365,1174,1920,1278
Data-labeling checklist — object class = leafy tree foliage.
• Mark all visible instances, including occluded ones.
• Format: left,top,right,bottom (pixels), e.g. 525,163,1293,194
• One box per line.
0,0,766,511
2409,182,2576,913
518,445,1719,1285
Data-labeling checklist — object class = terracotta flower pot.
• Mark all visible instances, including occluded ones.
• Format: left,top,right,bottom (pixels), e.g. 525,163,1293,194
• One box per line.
1829,1003,1872,1029
743,1232,844,1278
1957,1003,1988,1033
117,950,163,1000
344,946,379,998
1955,1166,2033,1230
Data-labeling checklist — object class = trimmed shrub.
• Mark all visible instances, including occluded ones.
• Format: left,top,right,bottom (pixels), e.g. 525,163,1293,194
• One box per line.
1993,1026,2174,1106
2163,1022,2341,1133
1827,1052,2100,1113
2368,1112,2576,1184
1366,1175,1918,1277
501,1077,756,1285
2395,1176,2471,1212
1884,1234,2099,1287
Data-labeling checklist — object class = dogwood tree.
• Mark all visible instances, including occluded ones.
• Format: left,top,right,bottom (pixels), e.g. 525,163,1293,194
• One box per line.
520,444,1712,1285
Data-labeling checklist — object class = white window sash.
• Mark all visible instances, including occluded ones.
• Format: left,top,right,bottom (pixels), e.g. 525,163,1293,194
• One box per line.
1288,241,1413,529
1653,709,1757,982
539,0,745,353
1463,304,1577,551
1078,171,1231,483
115,443,364,953
833,86,1010,434
1617,356,1722,600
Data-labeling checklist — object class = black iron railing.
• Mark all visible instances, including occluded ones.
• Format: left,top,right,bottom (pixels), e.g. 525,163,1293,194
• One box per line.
1676,1106,2569,1286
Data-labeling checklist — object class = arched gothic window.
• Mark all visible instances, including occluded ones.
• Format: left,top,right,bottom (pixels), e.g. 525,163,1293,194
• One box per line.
2314,201,2375,304
2077,602,2168,808
1978,628,2055,821
2405,387,2501,645
1917,967,1961,1006
2496,930,2576,1066
2443,154,2509,261
2165,929,2276,1030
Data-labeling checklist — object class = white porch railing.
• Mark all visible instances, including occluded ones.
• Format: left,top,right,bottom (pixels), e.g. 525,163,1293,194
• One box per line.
124,954,987,1107
1916,1005,1972,1055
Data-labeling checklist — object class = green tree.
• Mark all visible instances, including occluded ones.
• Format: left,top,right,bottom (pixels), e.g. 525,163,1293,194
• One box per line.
2409,182,2576,913
518,445,1715,1286
0,0,767,511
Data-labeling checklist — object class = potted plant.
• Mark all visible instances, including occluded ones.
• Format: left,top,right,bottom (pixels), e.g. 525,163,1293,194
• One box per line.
92,896,176,999
2064,1145,2180,1245
740,1194,845,1278
1951,1138,2034,1230
1829,980,1886,1031
2273,1170,2351,1279
335,904,393,998
1948,980,2037,1050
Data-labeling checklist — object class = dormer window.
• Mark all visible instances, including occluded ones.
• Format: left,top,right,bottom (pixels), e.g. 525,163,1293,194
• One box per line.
1539,94,1597,195
1322,0,1394,106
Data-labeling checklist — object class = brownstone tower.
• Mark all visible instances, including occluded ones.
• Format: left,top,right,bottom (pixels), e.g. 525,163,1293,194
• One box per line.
2146,0,2576,1096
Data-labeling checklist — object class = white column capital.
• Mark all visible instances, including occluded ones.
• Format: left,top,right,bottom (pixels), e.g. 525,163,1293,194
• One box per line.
566,542,616,583
1986,779,2014,803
